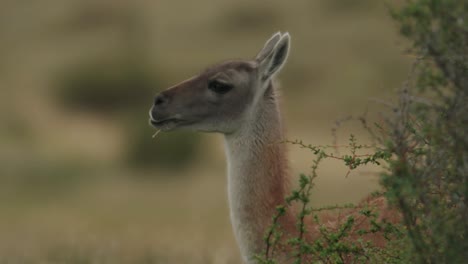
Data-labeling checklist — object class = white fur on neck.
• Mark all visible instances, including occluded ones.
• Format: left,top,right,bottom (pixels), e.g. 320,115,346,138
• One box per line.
224,90,289,263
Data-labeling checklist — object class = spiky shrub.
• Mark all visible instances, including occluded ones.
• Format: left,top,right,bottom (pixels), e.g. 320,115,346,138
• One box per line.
385,0,467,262
257,0,467,263
255,138,405,264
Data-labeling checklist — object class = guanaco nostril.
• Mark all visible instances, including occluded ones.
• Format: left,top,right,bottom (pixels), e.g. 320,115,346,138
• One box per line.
154,94,168,106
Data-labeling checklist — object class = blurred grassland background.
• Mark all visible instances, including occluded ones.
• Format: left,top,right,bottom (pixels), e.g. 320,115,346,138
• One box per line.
0,0,412,263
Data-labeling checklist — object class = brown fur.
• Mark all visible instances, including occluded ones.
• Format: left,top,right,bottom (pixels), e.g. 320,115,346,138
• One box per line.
149,32,401,263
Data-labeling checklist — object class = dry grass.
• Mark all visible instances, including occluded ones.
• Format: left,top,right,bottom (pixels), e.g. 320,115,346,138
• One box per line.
0,0,411,262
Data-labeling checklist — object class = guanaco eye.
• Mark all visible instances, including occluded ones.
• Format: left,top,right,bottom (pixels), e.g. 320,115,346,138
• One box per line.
208,80,233,94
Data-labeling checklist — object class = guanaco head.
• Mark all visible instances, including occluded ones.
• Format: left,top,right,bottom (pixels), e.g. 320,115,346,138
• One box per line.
149,32,290,134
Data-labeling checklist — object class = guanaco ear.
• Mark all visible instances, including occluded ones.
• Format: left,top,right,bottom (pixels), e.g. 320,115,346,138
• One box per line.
257,32,290,81
255,32,281,62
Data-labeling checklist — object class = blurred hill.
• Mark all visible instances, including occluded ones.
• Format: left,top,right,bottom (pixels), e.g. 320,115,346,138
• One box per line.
0,0,411,263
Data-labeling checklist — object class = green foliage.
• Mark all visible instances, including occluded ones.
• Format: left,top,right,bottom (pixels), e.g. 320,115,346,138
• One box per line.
255,138,404,263
383,0,468,262
257,0,467,262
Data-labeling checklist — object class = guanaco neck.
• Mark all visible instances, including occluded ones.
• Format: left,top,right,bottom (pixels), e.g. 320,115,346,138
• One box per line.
224,84,293,263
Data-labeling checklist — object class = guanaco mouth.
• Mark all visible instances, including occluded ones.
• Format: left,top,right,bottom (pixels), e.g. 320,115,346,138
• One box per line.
150,118,180,127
